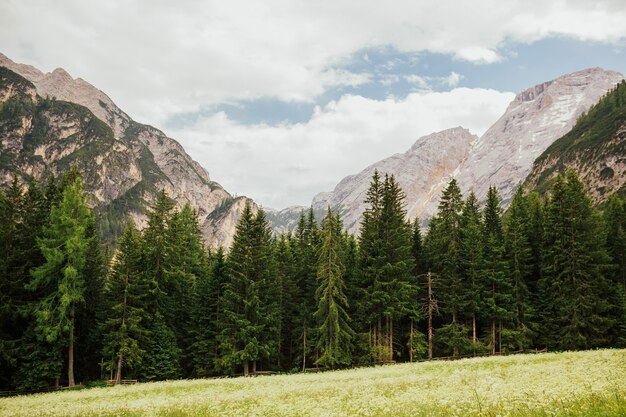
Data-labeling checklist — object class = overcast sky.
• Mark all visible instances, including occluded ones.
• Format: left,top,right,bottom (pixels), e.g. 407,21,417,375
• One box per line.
1,1,625,208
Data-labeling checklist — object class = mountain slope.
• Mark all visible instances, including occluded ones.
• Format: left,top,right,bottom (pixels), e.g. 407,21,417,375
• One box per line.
311,68,624,231
313,127,477,232
525,80,626,200
0,55,252,248
455,67,624,206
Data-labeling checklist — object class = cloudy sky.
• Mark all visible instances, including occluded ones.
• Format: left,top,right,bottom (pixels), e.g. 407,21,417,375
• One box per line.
1,0,625,208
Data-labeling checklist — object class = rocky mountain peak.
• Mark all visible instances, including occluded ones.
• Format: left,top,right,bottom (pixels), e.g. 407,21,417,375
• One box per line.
0,54,251,249
313,126,477,232
456,67,624,207
307,68,624,233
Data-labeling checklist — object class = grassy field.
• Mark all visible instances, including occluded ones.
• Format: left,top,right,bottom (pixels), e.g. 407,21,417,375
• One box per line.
1,349,625,417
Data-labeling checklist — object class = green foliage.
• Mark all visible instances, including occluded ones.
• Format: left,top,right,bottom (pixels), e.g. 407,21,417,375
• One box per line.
101,222,148,382
539,171,616,350
218,203,278,375
530,80,626,195
314,208,354,367
27,176,94,386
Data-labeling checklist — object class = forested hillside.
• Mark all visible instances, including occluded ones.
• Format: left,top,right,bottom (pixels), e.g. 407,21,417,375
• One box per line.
1,167,624,391
526,80,626,200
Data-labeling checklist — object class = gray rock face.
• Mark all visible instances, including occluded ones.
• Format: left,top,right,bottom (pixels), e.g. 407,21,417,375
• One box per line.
0,53,250,248
313,127,477,232
311,68,624,232
455,67,624,207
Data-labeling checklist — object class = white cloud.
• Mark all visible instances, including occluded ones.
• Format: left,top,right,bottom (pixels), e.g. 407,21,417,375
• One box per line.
0,1,624,126
445,72,463,87
170,88,515,208
0,1,623,208
404,72,464,89
404,74,431,89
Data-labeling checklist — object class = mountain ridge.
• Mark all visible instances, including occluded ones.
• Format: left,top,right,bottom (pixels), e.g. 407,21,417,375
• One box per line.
308,67,624,232
0,54,255,248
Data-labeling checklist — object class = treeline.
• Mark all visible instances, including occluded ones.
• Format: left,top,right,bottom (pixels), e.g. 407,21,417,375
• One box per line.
0,168,625,390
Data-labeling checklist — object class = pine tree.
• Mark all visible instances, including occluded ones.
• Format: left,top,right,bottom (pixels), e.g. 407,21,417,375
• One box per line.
165,203,208,377
219,203,277,375
459,192,484,349
314,208,354,367
426,179,468,356
102,222,147,383
142,190,175,319
540,171,614,350
482,185,513,354
293,208,320,371
504,187,534,350
140,190,181,380
191,247,226,377
28,177,93,387
604,194,626,346
274,234,298,369
379,174,416,361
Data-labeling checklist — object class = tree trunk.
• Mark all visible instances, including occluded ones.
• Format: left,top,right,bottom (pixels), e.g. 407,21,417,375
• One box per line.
472,314,477,344
301,326,307,372
409,319,414,362
377,318,382,362
115,354,123,384
243,360,249,377
389,317,393,362
490,320,496,355
68,322,75,387
252,360,257,375
427,272,433,360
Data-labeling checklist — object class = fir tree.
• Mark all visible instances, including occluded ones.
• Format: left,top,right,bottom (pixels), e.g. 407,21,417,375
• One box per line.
314,208,354,367
459,192,484,349
540,172,614,350
28,177,93,387
604,194,626,346
274,234,298,369
426,178,468,356
504,187,534,350
482,185,513,354
293,208,320,371
191,247,225,377
102,222,147,383
219,203,277,375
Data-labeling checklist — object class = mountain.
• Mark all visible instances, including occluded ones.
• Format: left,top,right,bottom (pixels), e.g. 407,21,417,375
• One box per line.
312,68,624,232
525,79,626,201
0,54,252,248
312,127,477,232
455,67,624,206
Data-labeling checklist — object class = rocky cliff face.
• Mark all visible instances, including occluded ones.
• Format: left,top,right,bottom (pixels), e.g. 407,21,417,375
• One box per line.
455,67,624,206
525,80,626,202
310,68,624,232
0,55,251,249
312,127,476,232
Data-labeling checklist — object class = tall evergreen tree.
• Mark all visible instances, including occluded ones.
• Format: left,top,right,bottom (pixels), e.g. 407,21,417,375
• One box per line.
191,247,226,377
459,192,484,348
274,234,298,369
140,190,181,380
504,187,534,350
426,179,468,356
293,208,320,370
102,222,147,384
219,203,278,375
165,203,208,376
314,208,354,367
604,194,626,346
482,185,513,354
540,172,614,350
378,174,415,361
28,177,93,387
